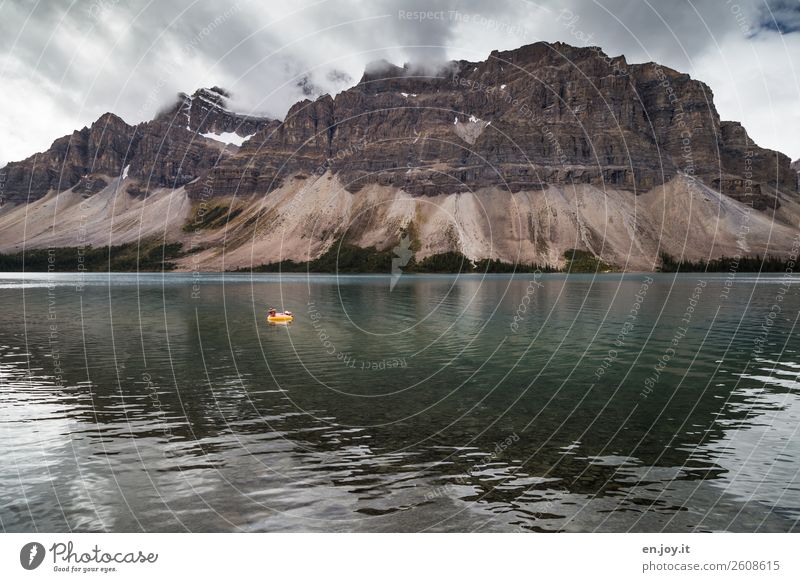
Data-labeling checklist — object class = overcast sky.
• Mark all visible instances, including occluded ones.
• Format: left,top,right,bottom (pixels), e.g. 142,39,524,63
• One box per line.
1,0,799,167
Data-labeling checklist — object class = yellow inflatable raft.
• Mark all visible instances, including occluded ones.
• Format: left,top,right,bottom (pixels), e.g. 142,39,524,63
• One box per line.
267,309,293,323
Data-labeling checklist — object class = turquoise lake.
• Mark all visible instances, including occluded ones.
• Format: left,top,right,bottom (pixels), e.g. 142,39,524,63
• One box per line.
1,272,799,532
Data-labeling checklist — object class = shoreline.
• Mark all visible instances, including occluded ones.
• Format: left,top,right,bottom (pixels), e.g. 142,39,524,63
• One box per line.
2,270,798,276
3,243,797,275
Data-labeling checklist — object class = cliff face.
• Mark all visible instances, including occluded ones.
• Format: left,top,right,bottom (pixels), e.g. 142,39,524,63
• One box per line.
1,113,135,203
192,42,796,207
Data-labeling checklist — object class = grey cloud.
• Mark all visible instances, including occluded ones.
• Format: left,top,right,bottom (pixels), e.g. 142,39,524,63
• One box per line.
530,0,763,71
757,0,800,33
0,0,798,164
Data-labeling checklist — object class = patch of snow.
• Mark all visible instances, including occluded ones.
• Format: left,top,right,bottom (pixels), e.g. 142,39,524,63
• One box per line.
454,116,459,124
453,115,491,145
122,165,129,180
473,67,477,71
182,97,192,130
197,94,223,107
400,92,418,98
201,131,254,147
500,84,506,89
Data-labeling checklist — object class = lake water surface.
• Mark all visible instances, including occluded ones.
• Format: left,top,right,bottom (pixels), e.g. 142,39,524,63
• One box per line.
1,272,799,532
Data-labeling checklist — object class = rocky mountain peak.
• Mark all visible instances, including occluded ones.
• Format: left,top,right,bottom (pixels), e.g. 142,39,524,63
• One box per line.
158,86,273,138
359,59,408,84
91,112,128,128
201,86,230,99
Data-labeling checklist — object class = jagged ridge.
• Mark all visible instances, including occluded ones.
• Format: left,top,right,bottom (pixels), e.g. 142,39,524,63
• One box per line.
0,87,274,203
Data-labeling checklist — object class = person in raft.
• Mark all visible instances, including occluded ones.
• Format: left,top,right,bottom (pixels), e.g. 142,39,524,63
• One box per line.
268,308,277,317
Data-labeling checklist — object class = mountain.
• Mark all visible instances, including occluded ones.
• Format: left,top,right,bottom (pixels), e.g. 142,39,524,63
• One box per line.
0,87,274,203
1,41,799,270
196,44,795,207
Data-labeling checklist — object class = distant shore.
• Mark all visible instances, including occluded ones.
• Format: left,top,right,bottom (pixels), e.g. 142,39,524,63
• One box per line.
1,241,797,274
